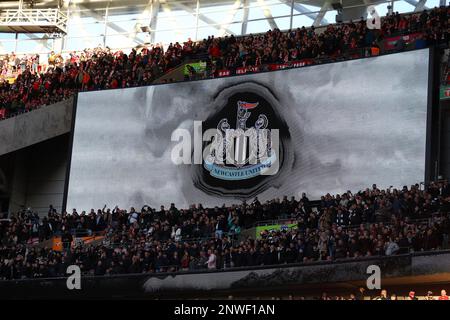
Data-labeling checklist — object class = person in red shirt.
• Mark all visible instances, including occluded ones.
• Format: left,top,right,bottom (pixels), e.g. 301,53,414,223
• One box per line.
44,79,51,91
32,79,40,91
439,289,449,300
110,78,118,89
82,71,90,91
208,42,221,59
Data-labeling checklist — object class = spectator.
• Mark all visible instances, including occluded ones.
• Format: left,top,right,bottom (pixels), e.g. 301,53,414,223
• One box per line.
407,291,418,300
373,289,389,300
385,237,400,255
206,249,217,270
439,289,449,300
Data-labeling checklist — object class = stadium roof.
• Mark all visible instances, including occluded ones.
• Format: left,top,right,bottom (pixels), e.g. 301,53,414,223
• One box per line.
0,0,435,55
0,0,389,17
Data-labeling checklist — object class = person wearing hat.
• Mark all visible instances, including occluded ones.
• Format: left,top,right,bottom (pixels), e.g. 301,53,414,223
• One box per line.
425,291,435,300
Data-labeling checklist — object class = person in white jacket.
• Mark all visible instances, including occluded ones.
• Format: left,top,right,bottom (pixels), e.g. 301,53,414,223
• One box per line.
206,249,216,269
385,237,400,256
171,225,182,242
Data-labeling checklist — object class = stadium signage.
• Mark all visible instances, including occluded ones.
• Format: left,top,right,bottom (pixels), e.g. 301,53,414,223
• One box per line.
236,66,260,74
383,33,422,50
217,59,314,77
218,70,231,77
255,223,298,239
183,61,207,76
440,85,450,100
267,59,314,70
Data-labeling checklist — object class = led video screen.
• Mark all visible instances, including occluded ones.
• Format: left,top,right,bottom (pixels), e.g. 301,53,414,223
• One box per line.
66,49,429,211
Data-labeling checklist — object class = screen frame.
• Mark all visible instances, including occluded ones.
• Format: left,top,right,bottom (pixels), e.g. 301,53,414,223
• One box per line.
62,48,435,212
62,92,79,213
425,46,442,184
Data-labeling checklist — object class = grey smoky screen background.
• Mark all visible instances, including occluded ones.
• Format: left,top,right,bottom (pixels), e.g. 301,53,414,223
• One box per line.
66,49,429,211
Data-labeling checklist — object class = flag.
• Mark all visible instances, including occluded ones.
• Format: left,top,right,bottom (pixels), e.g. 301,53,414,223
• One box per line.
238,101,259,109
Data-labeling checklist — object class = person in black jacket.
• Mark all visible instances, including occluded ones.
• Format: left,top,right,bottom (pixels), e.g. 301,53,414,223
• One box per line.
61,229,73,252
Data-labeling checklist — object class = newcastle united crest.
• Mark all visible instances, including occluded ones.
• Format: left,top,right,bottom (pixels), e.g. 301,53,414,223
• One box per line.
203,100,278,180
192,81,292,199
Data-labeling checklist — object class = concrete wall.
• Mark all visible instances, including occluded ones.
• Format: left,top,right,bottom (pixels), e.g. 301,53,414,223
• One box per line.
3,135,70,215
8,152,28,213
0,97,73,214
0,97,73,156
23,135,69,214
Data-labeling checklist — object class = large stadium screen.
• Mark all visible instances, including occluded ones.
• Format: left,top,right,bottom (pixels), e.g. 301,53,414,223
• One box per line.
66,48,429,211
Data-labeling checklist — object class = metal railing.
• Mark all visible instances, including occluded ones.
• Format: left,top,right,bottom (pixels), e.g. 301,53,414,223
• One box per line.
0,8,67,33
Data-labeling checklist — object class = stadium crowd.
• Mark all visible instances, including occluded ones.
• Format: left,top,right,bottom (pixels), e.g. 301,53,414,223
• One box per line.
207,7,447,70
0,43,193,115
248,288,450,300
0,6,448,119
1,180,450,279
222,288,450,300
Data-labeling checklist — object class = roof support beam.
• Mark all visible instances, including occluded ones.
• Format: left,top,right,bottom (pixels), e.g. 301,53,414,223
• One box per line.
171,1,237,36
313,1,329,27
148,0,159,43
241,0,249,35
258,0,278,30
414,0,428,12
280,0,328,24
218,0,241,37
403,0,429,11
25,33,53,51
161,1,182,38
77,3,144,45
